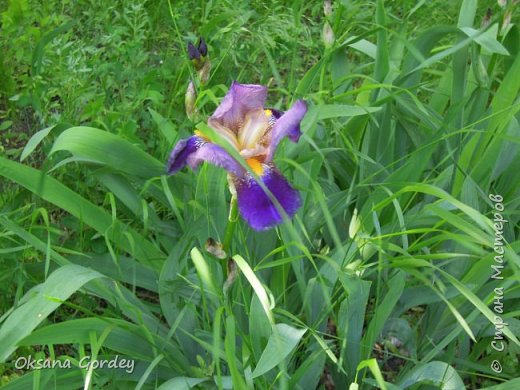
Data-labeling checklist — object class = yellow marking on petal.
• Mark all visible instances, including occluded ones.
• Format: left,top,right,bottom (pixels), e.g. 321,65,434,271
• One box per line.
264,109,272,117
246,158,264,176
194,129,209,141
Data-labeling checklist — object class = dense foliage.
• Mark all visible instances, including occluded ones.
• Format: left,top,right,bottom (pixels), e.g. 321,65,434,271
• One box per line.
0,0,519,389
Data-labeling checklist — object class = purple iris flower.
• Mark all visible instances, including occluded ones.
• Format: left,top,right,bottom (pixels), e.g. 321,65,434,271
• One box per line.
167,81,307,231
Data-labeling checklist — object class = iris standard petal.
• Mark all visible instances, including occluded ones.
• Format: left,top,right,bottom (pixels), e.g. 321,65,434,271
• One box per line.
211,81,268,132
235,165,301,231
266,100,307,161
167,136,244,176
238,108,269,149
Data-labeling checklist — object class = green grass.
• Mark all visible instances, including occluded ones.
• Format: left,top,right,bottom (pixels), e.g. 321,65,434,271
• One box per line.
1,0,519,389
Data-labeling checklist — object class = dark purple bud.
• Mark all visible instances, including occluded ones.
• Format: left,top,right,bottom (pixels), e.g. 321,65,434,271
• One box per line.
198,37,208,57
187,42,200,60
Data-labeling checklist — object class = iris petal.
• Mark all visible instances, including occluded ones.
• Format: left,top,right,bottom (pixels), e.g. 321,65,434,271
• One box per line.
238,108,269,149
235,165,301,231
206,119,241,150
266,100,307,161
211,81,268,132
167,136,204,174
167,136,244,176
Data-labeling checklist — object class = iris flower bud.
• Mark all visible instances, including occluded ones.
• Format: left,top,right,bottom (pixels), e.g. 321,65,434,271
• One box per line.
187,37,210,76
187,42,200,60
198,60,211,85
503,9,512,31
324,0,332,17
185,80,197,121
481,8,492,28
198,37,207,57
348,209,361,239
322,22,335,48
187,37,208,61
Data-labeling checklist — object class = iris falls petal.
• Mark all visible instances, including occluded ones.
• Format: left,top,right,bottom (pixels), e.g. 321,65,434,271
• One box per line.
235,165,301,231
166,136,203,174
167,135,243,176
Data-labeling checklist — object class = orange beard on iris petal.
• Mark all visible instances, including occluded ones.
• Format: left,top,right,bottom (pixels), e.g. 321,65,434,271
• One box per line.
246,157,264,176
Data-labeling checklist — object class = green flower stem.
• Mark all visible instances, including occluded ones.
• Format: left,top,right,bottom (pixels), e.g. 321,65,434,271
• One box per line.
222,195,238,256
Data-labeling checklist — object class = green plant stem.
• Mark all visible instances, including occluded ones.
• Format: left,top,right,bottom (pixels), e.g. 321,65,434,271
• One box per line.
221,195,239,281
222,195,238,256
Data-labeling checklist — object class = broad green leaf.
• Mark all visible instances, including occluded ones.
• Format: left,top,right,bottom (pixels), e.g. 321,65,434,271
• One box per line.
295,55,326,96
480,378,520,390
233,254,274,323
135,354,165,390
308,104,381,121
355,358,387,390
20,125,54,161
249,295,272,362
70,253,159,293
347,38,377,59
224,316,248,388
457,0,476,27
157,377,207,390
20,122,72,161
0,120,13,131
20,318,158,361
399,361,465,390
50,126,164,179
149,108,177,144
373,0,389,84
460,25,509,56
0,370,84,390
252,323,307,378
190,247,219,299
362,271,405,359
338,274,372,381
